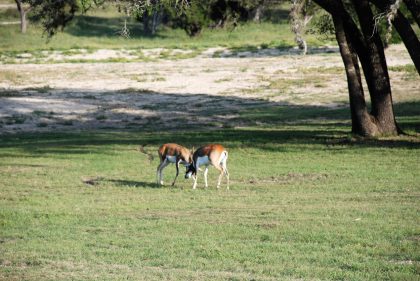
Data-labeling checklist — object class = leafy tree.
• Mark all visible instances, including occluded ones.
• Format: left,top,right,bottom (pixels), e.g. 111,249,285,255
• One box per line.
137,0,165,35
170,0,210,36
164,0,266,36
15,0,169,36
141,0,270,36
307,0,419,136
14,0,80,36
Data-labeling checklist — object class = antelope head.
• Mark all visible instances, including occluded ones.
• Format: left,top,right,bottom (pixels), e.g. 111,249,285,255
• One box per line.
185,161,196,179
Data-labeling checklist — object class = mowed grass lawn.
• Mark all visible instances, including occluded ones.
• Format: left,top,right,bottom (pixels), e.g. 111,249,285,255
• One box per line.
0,106,419,280
0,2,419,280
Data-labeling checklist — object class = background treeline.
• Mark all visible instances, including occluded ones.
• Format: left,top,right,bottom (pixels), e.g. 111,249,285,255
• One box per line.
138,0,287,36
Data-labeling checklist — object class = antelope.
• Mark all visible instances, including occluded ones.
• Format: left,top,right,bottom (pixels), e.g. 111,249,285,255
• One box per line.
185,144,229,189
157,143,193,186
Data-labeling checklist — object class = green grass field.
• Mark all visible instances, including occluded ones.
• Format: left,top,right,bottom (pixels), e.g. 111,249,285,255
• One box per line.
1,2,419,280
1,102,419,280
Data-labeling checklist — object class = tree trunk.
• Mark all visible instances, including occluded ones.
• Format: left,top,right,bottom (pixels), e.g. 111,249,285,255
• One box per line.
370,0,420,73
151,11,160,35
314,0,401,136
253,4,264,22
353,0,399,135
332,15,379,136
403,0,420,26
391,9,420,73
20,10,27,33
143,14,151,34
291,0,309,55
15,0,27,33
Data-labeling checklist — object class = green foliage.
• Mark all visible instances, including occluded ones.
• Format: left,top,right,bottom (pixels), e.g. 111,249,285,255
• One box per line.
171,0,210,36
77,0,107,12
369,4,403,46
164,0,266,37
25,0,80,37
21,0,268,37
308,12,335,40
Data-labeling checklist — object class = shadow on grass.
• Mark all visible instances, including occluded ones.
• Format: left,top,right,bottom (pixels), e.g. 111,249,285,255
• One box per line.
0,163,48,168
63,15,336,58
262,6,291,24
65,15,164,39
0,123,418,156
0,88,418,153
106,179,160,188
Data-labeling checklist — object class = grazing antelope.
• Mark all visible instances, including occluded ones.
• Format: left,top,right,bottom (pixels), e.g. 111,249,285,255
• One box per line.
185,144,229,189
157,143,193,186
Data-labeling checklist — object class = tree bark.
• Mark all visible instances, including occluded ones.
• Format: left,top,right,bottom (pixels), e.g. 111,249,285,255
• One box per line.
403,0,420,26
15,0,27,33
314,0,401,136
353,0,399,135
391,9,420,73
20,10,27,33
151,11,160,35
253,2,264,22
332,15,379,136
370,0,420,73
15,0,32,33
143,13,151,34
291,0,310,55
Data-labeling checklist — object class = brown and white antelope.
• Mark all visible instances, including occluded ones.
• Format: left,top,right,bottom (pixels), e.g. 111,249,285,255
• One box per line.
185,144,229,189
157,143,193,186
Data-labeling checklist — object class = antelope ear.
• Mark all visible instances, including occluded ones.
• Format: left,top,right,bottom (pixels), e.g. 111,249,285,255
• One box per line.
191,146,195,153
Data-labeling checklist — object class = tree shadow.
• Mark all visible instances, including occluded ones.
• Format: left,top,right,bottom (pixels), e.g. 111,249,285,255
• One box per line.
220,46,339,58
65,15,164,39
262,7,291,24
0,87,418,153
62,15,339,58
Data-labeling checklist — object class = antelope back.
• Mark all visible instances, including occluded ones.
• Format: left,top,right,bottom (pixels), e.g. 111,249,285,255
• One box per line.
194,144,226,166
159,143,192,163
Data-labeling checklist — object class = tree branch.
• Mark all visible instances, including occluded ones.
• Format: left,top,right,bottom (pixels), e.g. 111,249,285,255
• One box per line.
403,0,420,26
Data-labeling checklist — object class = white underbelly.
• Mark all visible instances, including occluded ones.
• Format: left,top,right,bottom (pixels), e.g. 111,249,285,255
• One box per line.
196,156,210,167
166,155,189,166
166,155,177,163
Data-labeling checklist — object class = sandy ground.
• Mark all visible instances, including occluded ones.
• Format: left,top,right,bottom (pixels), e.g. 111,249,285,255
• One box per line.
0,44,418,134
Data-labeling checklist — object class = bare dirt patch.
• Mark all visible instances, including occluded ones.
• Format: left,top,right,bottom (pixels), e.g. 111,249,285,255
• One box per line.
0,44,417,134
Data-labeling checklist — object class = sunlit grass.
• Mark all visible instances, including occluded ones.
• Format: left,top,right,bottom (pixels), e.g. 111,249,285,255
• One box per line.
0,4,419,280
0,103,419,280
